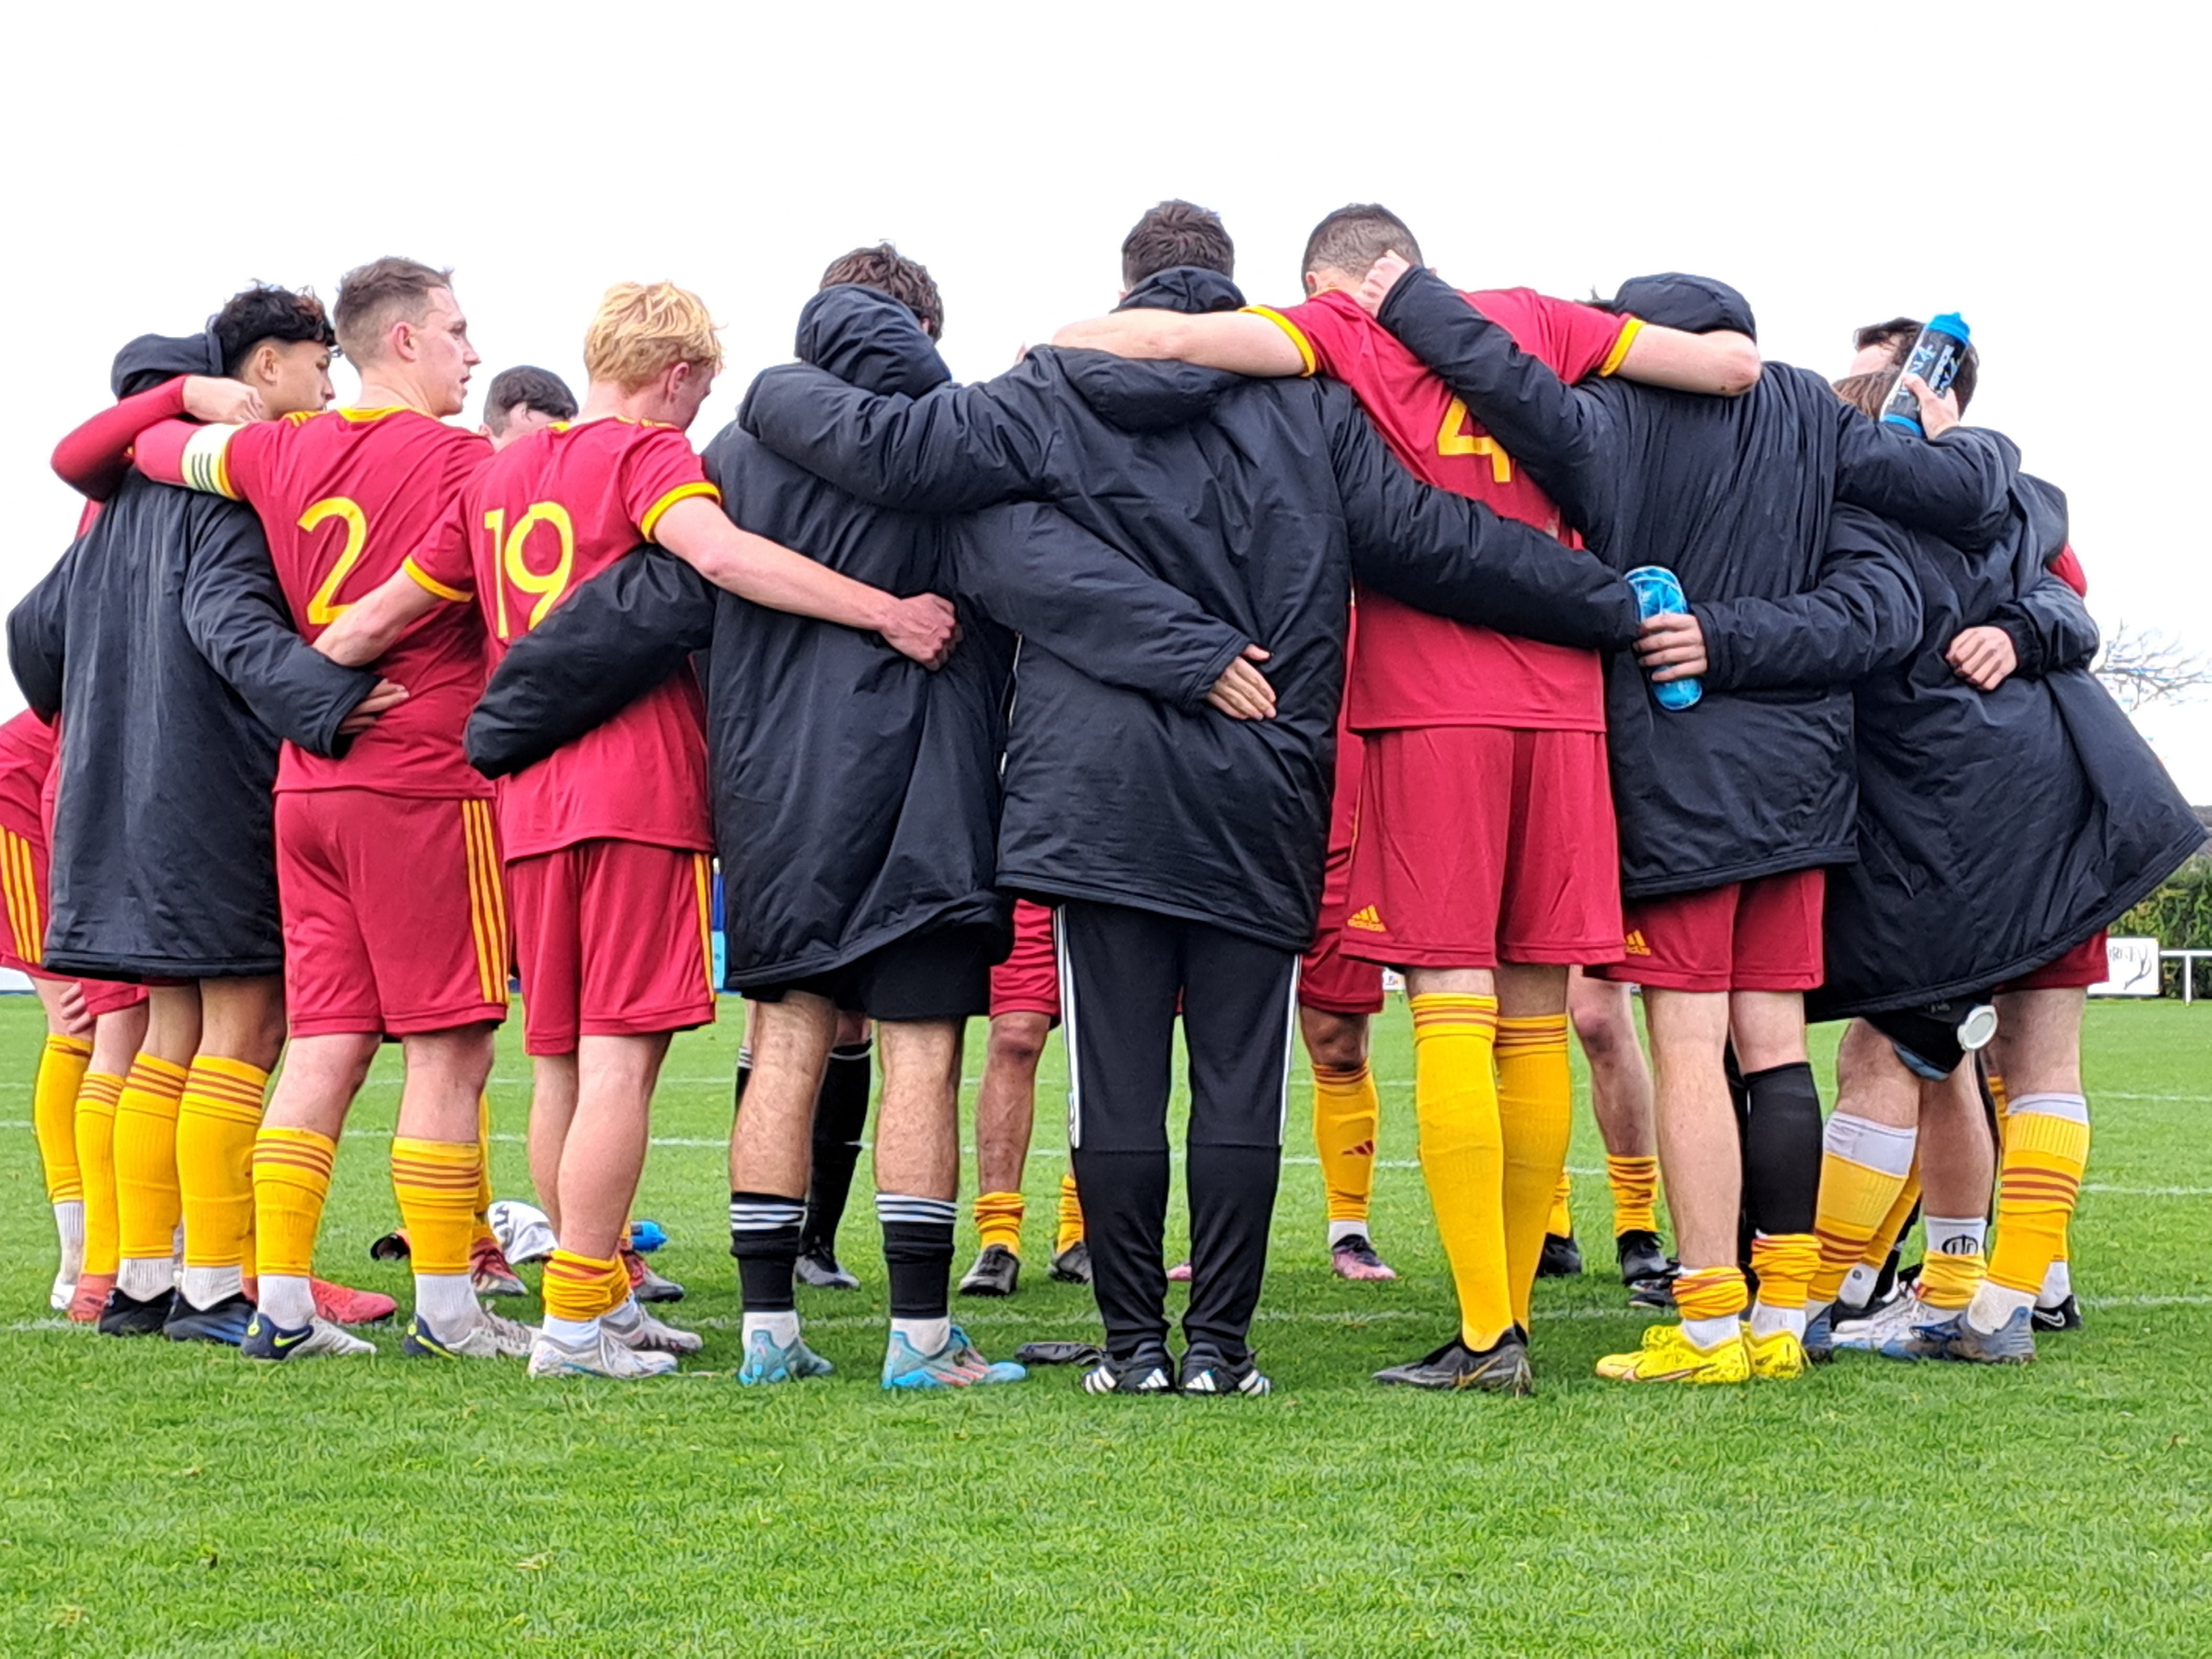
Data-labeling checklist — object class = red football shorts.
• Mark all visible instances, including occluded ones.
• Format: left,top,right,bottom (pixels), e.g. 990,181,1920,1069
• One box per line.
0,824,149,1014
989,898,1060,1021
276,790,510,1038
1591,868,1826,994
1300,844,1384,1016
2001,931,2108,992
508,839,716,1055
1341,725,1622,971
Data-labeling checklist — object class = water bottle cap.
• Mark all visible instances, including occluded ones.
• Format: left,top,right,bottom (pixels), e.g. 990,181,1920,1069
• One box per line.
1927,312,1970,344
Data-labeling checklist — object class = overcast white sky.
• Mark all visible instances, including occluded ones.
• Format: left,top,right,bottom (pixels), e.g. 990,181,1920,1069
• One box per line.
4,1,2204,795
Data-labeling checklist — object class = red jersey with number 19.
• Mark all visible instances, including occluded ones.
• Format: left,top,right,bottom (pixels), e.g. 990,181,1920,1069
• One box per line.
421,418,716,860
1250,288,1638,734
191,407,493,797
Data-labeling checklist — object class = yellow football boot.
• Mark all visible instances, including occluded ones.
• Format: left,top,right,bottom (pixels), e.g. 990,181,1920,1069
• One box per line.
1743,1324,1807,1381
1595,1322,1751,1384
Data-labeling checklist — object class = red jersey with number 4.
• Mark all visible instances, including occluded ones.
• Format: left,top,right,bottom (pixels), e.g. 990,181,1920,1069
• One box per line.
1252,288,1638,733
423,418,716,859
198,407,493,797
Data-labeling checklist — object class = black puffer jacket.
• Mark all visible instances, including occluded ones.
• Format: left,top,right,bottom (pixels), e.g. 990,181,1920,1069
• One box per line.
9,335,376,979
1812,481,2205,1015
468,286,1261,986
739,268,1641,952
1375,265,2017,899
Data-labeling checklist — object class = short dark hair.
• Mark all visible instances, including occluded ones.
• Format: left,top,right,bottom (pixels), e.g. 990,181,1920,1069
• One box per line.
334,256,453,364
1301,204,1423,282
1120,200,1234,288
819,243,942,339
1853,315,1979,412
483,365,578,433
210,285,335,377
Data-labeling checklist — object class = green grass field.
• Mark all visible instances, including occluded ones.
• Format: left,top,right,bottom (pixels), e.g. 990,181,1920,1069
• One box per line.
0,997,2206,1656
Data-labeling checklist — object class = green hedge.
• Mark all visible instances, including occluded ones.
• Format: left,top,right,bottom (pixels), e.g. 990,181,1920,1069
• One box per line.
2115,852,2212,995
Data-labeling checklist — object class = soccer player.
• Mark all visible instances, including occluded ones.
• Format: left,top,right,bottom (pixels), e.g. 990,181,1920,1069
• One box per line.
960,898,1085,1295
326,276,962,1377
74,259,526,1360
29,293,403,1344
1801,351,2202,1362
1357,256,2026,1382
736,204,1642,1394
478,365,577,450
1047,205,1756,1391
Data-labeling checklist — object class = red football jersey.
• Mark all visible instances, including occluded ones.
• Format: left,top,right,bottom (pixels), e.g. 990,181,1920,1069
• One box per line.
199,407,493,797
1253,288,1638,733
0,710,55,846
421,418,716,859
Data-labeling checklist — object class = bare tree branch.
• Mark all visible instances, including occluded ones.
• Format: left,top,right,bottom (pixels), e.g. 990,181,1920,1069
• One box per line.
2094,622,2212,712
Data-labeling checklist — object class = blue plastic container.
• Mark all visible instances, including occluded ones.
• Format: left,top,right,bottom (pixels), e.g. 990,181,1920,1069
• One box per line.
1880,312,1971,432
1625,565,1702,711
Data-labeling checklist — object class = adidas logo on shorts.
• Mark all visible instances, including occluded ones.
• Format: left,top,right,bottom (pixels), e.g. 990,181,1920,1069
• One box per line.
1623,929,1652,956
1346,905,1385,933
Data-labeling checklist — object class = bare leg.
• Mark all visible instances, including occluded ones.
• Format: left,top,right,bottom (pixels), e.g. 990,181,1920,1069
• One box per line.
1570,972,1654,1159
974,1012,1051,1196
1644,988,1738,1270
874,1019,964,1202
528,1052,579,1234
553,1033,670,1262
734,995,838,1199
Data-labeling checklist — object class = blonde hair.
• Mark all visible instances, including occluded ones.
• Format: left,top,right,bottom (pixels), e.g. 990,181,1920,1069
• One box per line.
583,281,723,391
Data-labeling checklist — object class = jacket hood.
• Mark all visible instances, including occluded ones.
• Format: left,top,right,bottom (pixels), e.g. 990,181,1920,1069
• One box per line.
1614,273,1758,341
112,330,223,399
794,285,953,398
1053,265,1246,434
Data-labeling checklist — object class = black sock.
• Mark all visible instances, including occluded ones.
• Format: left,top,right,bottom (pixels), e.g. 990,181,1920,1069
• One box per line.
729,1191,804,1311
801,1040,873,1257
876,1194,954,1321
1741,1062,1824,1237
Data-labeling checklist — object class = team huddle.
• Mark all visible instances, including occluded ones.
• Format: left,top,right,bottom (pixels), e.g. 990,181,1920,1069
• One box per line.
9,199,2201,1395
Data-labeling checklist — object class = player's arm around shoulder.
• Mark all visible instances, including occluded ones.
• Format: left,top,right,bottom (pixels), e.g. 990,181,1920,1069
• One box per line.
1610,321,1761,396
1050,309,1308,376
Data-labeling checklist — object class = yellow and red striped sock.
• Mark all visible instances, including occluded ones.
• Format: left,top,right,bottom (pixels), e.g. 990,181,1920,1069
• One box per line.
1053,1168,1084,1254
114,1055,188,1288
1410,993,1510,1349
1496,1013,1573,1332
543,1248,623,1325
1313,1060,1381,1232
252,1127,334,1281
973,1191,1025,1257
1674,1264,1749,1348
177,1056,268,1278
1988,1095,2089,1299
75,1072,124,1279
1605,1154,1660,1236
34,1034,92,1206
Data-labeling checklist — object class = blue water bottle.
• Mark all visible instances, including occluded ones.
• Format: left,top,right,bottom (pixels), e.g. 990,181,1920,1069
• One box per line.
1625,565,1702,711
1880,313,1971,432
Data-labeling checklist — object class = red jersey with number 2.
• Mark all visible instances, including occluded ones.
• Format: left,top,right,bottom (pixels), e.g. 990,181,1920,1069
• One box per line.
426,418,716,860
1252,288,1638,734
206,407,493,797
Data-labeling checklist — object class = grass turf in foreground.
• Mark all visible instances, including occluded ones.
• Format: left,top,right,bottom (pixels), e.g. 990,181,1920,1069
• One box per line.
0,998,2206,1655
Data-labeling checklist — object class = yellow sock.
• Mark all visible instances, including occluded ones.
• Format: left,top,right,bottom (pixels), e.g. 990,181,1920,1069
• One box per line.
1546,1168,1573,1239
252,1127,334,1279
1860,1162,1923,1272
34,1034,92,1204
474,1092,498,1247
602,1251,633,1308
1605,1154,1660,1236
1409,993,1511,1349
1496,1014,1573,1332
1809,1130,1915,1306
390,1137,480,1278
1919,1248,1985,1310
1988,1096,2090,1297
177,1057,268,1271
76,1072,124,1277
114,1055,188,1266
1675,1264,1749,1324
1750,1231,1821,1312
974,1190,1025,1256
1054,1168,1084,1254
543,1248,622,1323
1312,1060,1380,1226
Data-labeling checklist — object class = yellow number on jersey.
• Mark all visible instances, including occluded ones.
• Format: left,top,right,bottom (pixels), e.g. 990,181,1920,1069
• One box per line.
488,502,576,637
300,496,369,624
1435,398,1515,485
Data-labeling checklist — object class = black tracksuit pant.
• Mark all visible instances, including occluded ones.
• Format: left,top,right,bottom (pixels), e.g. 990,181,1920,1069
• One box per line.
1056,899,1297,1366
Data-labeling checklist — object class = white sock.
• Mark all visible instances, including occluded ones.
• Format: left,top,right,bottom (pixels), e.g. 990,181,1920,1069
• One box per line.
1328,1219,1371,1248
2039,1260,2072,1307
1681,1313,1740,1350
1924,1214,1987,1257
742,1309,800,1349
543,1314,600,1343
117,1255,175,1299
1748,1302,1807,1341
258,1272,315,1328
414,1272,479,1333
1839,1263,1880,1306
892,1315,951,1356
54,1201,86,1280
1967,1280,2036,1334
180,1264,244,1309
603,1295,642,1327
